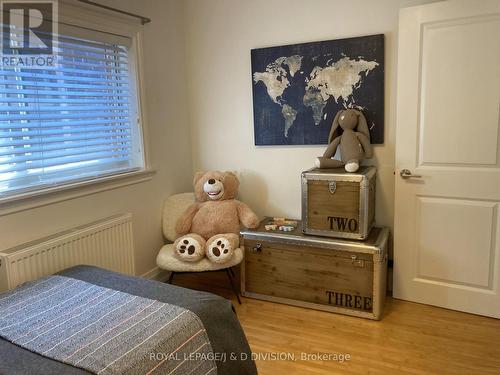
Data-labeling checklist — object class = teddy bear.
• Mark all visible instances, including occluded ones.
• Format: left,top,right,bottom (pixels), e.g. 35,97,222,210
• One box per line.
315,108,373,172
174,171,260,264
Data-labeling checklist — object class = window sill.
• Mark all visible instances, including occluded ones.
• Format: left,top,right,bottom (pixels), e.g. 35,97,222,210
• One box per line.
0,169,156,217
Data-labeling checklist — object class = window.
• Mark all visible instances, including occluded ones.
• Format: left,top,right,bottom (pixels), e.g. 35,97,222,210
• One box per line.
0,24,145,198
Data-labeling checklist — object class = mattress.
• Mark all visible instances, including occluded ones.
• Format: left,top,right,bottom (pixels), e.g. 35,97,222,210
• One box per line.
0,265,257,375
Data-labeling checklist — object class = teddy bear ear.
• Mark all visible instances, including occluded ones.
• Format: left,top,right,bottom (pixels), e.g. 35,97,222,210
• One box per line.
222,171,239,199
193,171,206,186
224,171,240,183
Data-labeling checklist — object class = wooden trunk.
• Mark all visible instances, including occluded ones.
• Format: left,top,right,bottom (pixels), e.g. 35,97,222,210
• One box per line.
302,166,376,240
241,219,388,320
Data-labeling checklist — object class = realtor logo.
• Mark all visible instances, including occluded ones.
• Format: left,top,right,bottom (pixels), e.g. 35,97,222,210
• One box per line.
1,0,57,67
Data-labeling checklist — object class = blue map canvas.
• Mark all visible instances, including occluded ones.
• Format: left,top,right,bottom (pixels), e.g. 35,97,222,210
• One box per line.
251,34,384,145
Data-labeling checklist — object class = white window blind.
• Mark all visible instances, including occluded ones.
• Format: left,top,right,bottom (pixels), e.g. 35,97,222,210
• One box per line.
0,24,144,197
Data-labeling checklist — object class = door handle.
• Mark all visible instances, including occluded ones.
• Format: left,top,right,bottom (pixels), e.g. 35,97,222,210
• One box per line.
400,169,422,179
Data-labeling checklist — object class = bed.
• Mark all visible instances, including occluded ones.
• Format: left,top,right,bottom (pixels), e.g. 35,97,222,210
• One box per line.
0,265,257,375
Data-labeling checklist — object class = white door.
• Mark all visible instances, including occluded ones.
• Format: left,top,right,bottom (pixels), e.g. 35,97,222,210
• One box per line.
393,0,500,318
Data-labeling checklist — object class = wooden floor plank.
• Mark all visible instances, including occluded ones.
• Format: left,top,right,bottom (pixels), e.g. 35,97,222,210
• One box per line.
170,270,500,375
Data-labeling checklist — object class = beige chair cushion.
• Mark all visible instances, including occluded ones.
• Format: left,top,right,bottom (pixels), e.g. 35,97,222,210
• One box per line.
162,192,195,242
158,192,243,271
156,244,243,272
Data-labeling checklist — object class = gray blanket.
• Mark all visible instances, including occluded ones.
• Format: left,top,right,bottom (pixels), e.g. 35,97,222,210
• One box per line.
0,276,216,375
0,266,257,375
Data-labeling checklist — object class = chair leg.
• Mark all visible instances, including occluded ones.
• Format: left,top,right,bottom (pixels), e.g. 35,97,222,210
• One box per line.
168,271,175,284
225,268,241,304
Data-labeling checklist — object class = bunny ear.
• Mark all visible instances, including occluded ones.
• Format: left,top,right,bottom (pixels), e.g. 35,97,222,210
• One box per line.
328,110,343,144
354,110,370,141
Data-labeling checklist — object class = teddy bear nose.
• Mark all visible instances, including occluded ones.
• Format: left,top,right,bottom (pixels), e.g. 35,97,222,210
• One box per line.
208,179,216,185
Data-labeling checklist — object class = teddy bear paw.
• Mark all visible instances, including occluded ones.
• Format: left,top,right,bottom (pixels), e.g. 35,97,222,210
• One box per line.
175,236,204,262
206,237,233,264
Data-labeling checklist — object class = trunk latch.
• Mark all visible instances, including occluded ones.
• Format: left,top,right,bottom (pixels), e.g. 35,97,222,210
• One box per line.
351,254,365,267
329,181,337,194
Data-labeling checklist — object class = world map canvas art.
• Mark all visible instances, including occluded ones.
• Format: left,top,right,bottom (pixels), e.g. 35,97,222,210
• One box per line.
251,34,384,145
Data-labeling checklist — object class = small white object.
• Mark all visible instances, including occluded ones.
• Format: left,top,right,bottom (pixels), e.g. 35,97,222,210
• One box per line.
345,161,359,172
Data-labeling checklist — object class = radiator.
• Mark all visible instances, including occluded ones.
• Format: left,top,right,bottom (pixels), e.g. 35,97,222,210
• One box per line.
0,213,135,292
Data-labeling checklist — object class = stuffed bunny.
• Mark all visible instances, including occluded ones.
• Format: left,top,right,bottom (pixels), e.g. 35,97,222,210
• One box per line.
315,109,373,172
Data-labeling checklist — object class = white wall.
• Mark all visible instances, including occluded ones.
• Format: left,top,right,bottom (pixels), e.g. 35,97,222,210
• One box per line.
0,0,193,276
184,0,439,233
0,0,443,276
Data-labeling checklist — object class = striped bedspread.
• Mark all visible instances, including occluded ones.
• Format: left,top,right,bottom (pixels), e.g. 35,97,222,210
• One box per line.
0,276,216,375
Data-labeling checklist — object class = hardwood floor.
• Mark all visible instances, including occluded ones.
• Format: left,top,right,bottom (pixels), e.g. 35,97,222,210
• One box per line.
169,270,500,375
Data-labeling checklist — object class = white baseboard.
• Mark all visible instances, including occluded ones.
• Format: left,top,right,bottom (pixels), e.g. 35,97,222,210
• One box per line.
140,266,170,282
